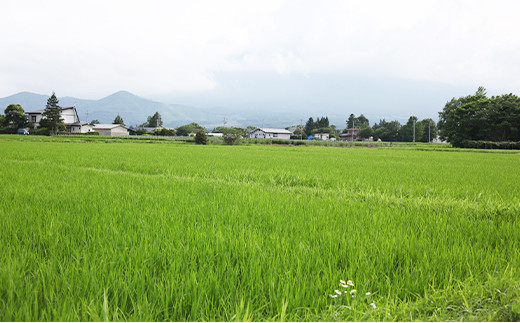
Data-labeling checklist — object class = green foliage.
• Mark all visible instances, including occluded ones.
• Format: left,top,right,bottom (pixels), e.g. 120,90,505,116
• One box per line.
143,112,163,127
438,87,520,147
29,127,51,136
460,140,520,149
152,128,176,136
41,93,64,135
90,119,100,124
357,125,373,139
0,141,518,321
373,119,401,141
221,127,243,145
305,117,330,136
135,128,148,135
112,114,125,126
3,104,28,133
176,122,204,136
346,113,369,129
194,129,208,145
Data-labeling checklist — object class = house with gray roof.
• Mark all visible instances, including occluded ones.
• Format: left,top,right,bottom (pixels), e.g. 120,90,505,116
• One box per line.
248,128,292,140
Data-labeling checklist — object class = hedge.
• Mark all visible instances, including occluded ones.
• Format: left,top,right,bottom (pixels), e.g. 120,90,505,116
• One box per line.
459,140,520,149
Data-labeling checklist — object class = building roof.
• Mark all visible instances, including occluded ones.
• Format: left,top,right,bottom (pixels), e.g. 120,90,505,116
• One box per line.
26,106,75,114
92,124,128,130
253,128,292,134
67,121,90,126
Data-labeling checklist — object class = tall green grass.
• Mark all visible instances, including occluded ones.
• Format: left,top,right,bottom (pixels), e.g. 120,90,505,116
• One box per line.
0,138,519,321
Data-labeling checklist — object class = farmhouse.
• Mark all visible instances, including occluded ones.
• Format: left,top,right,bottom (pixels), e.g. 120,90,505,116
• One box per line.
26,106,93,133
312,133,330,140
92,124,130,136
339,128,359,141
248,128,292,140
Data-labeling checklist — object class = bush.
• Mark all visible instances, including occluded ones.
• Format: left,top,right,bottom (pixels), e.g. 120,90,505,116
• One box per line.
223,129,242,145
459,140,520,149
194,130,208,145
153,128,176,136
31,128,51,136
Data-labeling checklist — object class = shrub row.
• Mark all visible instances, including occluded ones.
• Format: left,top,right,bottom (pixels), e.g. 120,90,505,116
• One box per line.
58,131,100,136
459,140,520,149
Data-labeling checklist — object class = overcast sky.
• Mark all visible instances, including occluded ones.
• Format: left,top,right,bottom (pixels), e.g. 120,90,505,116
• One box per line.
1,0,519,119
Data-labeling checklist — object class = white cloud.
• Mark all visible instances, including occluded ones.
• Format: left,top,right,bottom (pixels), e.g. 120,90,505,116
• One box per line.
1,0,519,98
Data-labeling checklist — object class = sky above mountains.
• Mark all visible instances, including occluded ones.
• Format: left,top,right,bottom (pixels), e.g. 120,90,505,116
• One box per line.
2,0,519,122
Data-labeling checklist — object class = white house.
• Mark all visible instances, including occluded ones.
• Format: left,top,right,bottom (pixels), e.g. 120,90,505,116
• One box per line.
26,106,93,133
248,128,292,140
313,133,330,140
92,124,130,136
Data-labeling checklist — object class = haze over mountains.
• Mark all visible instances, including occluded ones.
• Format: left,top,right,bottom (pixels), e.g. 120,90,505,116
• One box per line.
0,91,216,128
0,72,476,129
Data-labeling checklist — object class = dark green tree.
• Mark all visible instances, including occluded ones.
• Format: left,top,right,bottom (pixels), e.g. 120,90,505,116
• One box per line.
373,119,401,141
41,92,63,135
90,119,100,124
3,104,28,133
419,118,438,142
438,87,490,146
145,112,163,127
357,125,373,139
194,129,208,145
221,127,242,145
304,117,315,135
113,114,125,126
399,116,421,142
176,122,204,136
346,114,369,129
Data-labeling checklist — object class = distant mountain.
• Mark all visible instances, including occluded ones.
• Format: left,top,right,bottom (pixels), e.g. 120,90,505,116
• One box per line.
0,91,214,128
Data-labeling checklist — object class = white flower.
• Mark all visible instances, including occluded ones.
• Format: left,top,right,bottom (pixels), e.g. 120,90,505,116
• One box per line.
340,284,349,288
347,280,354,286
335,290,342,295
350,289,357,294
370,302,377,309
339,280,346,285
366,292,371,296
329,294,338,298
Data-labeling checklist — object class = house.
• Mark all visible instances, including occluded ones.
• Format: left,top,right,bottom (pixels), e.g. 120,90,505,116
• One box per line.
26,106,93,133
339,128,360,141
313,133,330,140
248,128,292,140
92,124,130,136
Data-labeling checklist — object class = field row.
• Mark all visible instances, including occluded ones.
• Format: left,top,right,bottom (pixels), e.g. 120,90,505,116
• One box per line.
0,139,519,320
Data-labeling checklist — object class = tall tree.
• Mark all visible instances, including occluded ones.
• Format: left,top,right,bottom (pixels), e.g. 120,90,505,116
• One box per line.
438,87,492,146
41,92,63,135
3,104,28,133
346,114,369,129
146,112,163,127
113,114,125,126
419,118,438,142
304,117,315,136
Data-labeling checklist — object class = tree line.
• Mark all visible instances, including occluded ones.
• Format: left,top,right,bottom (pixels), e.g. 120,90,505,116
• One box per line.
438,87,520,147
2,88,519,147
291,114,437,142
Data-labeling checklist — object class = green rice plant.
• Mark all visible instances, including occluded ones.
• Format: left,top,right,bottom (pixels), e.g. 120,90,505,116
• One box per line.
0,137,519,321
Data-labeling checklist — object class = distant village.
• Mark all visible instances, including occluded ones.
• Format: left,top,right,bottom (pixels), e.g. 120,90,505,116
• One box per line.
2,95,441,143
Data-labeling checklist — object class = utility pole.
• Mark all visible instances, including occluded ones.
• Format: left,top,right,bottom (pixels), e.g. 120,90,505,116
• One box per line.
223,117,227,128
428,120,431,143
86,110,89,123
300,119,303,140
413,118,416,142
352,119,355,142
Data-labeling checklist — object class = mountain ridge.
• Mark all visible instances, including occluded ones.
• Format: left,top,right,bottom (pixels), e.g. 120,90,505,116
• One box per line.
0,91,213,128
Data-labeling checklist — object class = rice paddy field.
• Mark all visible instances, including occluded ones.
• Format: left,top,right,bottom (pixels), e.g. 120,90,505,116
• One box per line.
1,136,519,321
